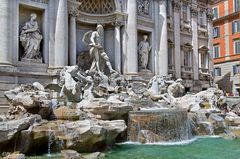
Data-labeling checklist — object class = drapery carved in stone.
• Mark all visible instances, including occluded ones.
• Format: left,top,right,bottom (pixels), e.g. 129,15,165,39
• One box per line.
77,0,116,14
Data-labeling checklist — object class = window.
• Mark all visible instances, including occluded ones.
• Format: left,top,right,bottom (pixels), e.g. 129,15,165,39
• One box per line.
213,45,220,58
199,11,204,25
233,65,240,75
214,67,221,76
182,5,188,21
213,27,220,38
213,7,218,19
234,0,240,12
200,53,208,68
232,20,240,34
168,46,174,65
234,40,240,54
183,51,192,67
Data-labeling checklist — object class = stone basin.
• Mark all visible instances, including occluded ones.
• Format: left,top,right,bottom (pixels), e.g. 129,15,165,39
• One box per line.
127,109,192,143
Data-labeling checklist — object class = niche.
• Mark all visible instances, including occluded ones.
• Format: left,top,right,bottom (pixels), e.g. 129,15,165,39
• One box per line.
19,4,44,63
137,31,152,72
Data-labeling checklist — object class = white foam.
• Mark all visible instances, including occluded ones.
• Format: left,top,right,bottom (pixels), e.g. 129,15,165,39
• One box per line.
119,136,221,146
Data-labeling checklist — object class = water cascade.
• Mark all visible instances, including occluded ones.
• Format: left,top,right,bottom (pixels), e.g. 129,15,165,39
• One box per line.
47,127,54,157
127,109,193,143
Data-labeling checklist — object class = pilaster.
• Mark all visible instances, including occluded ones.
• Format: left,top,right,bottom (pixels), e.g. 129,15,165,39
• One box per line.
124,0,138,74
191,2,199,80
173,0,181,78
158,0,168,76
112,21,122,73
68,0,80,66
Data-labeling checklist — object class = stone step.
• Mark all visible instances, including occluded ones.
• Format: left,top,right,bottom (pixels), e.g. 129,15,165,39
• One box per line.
0,104,9,114
0,90,5,98
0,97,8,105
0,83,17,91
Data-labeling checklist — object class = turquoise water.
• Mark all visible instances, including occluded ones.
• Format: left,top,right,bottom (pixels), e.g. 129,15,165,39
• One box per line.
104,137,240,159
26,137,240,159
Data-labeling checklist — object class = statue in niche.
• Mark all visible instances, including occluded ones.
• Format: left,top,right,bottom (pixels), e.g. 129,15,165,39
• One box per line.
138,35,151,70
82,24,116,74
19,13,43,62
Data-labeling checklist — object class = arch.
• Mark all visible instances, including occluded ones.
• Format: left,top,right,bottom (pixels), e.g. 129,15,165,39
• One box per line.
76,0,125,24
199,45,209,52
77,0,121,14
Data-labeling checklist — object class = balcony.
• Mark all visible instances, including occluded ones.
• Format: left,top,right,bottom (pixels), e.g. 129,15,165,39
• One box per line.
180,20,192,33
199,68,211,80
213,8,240,23
181,66,193,79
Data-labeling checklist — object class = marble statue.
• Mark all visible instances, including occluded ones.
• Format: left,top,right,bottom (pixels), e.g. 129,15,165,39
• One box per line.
58,65,94,102
146,75,185,104
138,35,151,70
82,24,116,74
19,13,43,62
167,79,185,98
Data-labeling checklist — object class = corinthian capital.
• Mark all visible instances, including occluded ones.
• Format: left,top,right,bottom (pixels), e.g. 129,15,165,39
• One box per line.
68,0,81,17
173,0,181,12
190,4,198,17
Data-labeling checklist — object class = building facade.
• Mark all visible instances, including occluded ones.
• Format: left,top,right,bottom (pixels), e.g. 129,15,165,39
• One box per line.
0,0,213,112
212,0,240,95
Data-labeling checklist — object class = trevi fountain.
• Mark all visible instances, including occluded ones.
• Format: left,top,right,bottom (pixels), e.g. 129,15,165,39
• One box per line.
0,0,240,159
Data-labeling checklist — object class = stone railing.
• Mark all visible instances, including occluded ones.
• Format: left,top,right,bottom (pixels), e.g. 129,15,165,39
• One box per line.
168,64,175,78
181,66,193,79
199,68,210,80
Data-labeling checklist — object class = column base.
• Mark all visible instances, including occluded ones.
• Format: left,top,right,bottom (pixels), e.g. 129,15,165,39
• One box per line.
0,63,17,73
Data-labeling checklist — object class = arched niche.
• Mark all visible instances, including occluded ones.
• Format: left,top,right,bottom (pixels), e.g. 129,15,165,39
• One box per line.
76,0,126,24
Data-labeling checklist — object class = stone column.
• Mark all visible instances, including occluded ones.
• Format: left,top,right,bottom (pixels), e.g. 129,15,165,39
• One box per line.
113,21,122,73
54,0,68,68
158,0,168,76
191,4,199,80
68,0,80,66
0,0,12,67
124,0,138,74
207,6,214,72
173,1,181,78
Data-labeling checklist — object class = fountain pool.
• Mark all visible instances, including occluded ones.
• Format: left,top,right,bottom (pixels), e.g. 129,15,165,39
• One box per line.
27,137,240,159
104,137,240,159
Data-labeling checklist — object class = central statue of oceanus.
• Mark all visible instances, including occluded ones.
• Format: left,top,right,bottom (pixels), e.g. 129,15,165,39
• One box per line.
82,24,116,74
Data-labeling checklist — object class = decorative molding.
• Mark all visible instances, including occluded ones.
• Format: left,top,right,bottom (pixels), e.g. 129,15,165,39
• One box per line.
77,12,127,24
31,0,48,4
111,20,122,27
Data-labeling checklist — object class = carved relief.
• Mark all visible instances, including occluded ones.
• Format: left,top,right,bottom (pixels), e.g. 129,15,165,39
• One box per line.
173,0,181,12
137,0,151,17
206,8,213,21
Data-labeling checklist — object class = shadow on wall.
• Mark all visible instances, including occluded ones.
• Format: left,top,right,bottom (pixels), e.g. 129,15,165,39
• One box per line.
216,72,233,93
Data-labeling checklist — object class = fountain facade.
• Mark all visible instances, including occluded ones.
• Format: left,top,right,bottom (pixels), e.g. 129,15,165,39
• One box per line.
127,109,192,143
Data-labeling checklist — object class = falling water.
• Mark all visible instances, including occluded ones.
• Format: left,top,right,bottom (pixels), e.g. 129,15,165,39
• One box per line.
47,127,54,157
127,109,193,143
